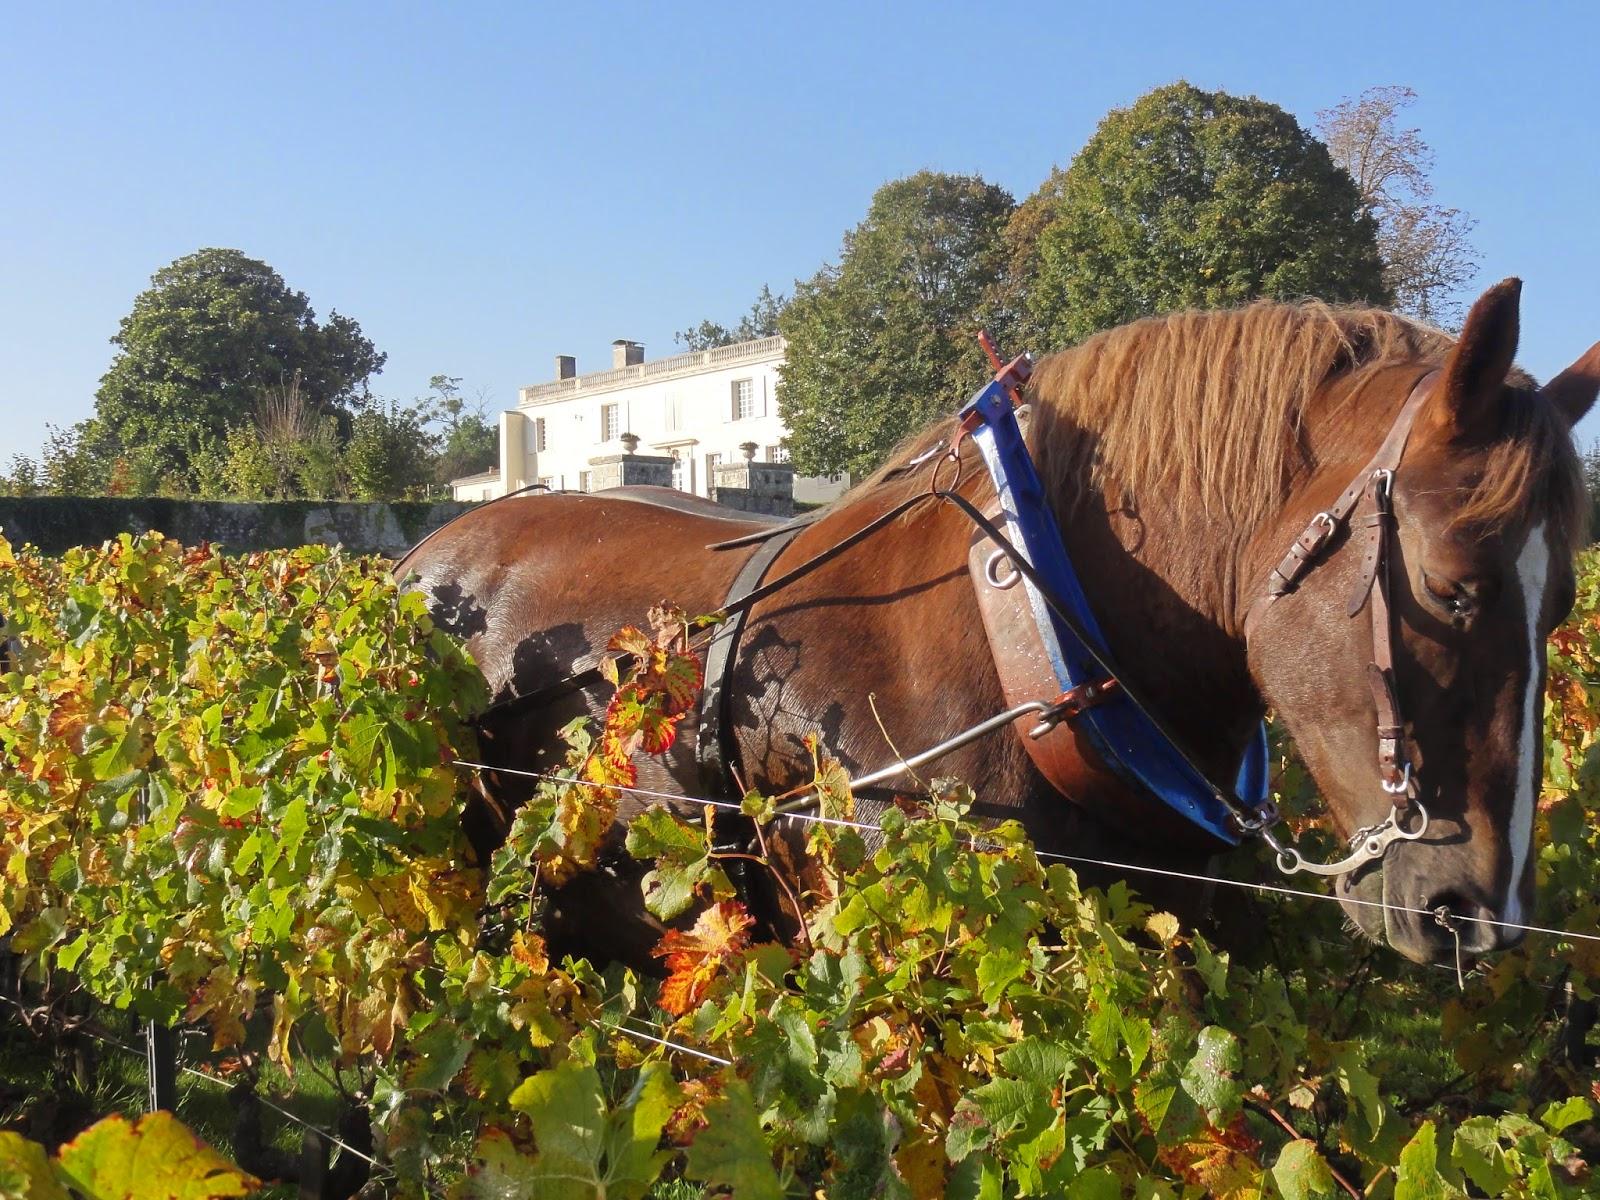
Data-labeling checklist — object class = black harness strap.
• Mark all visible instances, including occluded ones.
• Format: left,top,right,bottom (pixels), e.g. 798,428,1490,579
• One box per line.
706,509,824,551
476,494,929,722
696,525,807,797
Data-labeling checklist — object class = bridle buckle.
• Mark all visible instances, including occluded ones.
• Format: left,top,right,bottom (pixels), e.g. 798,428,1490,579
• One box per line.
1371,467,1394,503
1307,510,1338,551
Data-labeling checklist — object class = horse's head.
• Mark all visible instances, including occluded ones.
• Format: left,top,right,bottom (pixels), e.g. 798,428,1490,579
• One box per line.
1250,280,1600,964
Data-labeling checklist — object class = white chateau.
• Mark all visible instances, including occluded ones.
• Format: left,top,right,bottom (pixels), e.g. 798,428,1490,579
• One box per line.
451,335,847,508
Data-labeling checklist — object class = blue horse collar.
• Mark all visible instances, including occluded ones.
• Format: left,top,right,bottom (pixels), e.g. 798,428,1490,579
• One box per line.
956,353,1273,845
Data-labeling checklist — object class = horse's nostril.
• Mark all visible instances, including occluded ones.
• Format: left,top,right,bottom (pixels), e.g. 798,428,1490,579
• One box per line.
1422,891,1512,954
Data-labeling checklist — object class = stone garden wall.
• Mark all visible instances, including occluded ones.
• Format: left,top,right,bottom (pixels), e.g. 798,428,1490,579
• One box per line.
0,497,475,556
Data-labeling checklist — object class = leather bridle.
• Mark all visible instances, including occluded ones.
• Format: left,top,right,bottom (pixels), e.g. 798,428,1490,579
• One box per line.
1242,369,1441,875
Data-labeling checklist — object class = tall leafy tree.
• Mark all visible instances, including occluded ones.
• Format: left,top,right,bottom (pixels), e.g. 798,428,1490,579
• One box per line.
1317,86,1478,326
93,248,386,488
424,374,499,486
1017,82,1390,348
676,285,789,352
344,401,434,501
778,172,1015,477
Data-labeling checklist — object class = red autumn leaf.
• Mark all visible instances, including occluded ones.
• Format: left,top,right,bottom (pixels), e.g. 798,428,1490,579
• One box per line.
1156,1116,1264,1198
654,649,703,716
583,738,636,791
607,625,655,659
652,901,754,1016
606,614,702,719
606,683,686,755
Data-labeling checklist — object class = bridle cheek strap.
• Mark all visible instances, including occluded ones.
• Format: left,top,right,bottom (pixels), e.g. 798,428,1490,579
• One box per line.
1245,369,1439,798
1359,490,1409,797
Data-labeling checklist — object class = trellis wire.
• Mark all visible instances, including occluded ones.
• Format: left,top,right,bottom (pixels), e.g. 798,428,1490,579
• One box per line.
595,1017,735,1066
451,759,1600,948
173,1058,382,1172
56,1023,402,1185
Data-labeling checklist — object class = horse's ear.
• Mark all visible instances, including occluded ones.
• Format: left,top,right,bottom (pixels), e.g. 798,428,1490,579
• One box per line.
1540,341,1600,428
1427,277,1523,443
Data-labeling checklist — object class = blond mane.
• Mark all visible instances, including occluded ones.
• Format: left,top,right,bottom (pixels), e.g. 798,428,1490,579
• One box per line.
1025,302,1450,530
848,300,1585,548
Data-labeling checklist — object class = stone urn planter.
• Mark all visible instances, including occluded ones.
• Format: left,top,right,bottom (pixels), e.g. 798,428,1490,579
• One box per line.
620,432,640,453
739,441,759,462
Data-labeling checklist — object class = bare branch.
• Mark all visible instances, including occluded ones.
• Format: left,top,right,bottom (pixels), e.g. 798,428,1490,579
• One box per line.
1317,86,1478,325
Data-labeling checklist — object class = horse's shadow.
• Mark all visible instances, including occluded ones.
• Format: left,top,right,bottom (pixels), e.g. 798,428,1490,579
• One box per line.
428,581,489,642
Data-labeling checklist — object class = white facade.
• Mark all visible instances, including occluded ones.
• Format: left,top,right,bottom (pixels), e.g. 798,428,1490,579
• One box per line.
451,336,848,504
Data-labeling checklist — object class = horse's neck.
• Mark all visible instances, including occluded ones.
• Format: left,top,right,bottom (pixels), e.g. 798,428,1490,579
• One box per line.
807,474,1264,791
1063,368,1407,770
1053,473,1269,783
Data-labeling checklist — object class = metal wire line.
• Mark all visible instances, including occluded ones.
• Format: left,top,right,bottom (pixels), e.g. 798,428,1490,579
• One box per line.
405,948,735,1069
59,1024,388,1175
452,759,1600,948
596,1018,735,1067
175,1060,383,1172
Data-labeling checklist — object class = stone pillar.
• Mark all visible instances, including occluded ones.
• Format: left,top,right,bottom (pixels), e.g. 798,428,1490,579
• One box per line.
712,461,796,516
586,453,674,492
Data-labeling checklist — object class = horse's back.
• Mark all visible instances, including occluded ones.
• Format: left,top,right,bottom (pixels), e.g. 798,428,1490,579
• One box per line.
603,485,788,526
397,489,778,698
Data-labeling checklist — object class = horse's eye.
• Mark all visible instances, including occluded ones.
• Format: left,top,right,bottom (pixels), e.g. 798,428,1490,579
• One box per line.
1422,572,1478,619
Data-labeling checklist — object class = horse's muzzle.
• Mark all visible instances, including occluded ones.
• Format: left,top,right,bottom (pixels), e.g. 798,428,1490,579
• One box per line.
1336,858,1522,966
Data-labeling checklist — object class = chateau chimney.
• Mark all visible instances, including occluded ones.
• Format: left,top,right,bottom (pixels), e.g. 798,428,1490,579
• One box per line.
554,355,576,380
612,339,644,369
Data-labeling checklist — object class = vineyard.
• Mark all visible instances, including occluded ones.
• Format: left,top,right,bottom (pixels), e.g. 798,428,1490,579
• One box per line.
1,531,1598,1198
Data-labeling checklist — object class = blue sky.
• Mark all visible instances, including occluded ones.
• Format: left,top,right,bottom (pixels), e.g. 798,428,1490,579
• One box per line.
3,1,1598,464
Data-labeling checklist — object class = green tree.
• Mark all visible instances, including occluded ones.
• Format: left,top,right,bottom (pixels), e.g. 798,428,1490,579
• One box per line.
424,374,498,487
778,172,1015,477
209,374,347,500
676,285,789,352
1017,82,1390,347
32,423,108,496
93,248,386,488
344,401,433,501
0,455,39,497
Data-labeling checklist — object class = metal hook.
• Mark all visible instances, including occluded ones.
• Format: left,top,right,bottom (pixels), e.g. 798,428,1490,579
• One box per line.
1434,905,1466,991
1382,761,1413,796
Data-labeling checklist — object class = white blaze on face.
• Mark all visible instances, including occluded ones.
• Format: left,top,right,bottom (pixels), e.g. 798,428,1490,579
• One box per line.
1507,521,1549,926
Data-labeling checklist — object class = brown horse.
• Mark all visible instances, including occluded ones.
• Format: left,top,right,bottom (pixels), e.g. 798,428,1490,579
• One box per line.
398,280,1600,966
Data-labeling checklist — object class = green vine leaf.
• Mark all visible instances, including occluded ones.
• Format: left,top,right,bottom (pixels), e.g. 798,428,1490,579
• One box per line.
54,1112,259,1200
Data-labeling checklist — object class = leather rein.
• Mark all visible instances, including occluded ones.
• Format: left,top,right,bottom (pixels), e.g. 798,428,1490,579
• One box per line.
734,366,1444,879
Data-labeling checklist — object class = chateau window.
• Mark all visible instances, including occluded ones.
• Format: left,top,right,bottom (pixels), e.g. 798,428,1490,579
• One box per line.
533,417,547,452
767,444,789,463
664,394,683,432
731,378,762,420
600,403,620,442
